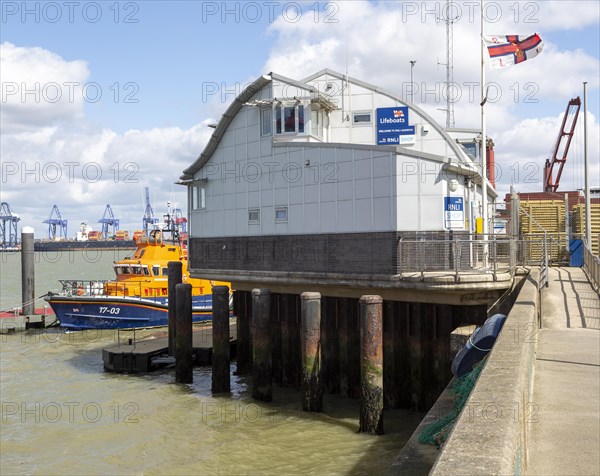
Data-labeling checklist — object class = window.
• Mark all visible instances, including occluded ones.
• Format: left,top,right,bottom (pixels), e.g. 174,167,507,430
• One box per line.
248,208,260,224
275,104,305,134
162,268,169,276
353,112,371,124
152,265,160,276
311,108,324,137
275,207,288,223
461,143,478,159
192,185,206,210
142,266,150,276
261,108,272,136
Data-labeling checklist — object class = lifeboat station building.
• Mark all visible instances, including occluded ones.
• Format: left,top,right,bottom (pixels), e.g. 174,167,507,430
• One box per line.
180,69,505,304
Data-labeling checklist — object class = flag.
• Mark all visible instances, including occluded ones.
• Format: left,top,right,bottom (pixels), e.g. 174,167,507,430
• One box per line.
484,34,544,69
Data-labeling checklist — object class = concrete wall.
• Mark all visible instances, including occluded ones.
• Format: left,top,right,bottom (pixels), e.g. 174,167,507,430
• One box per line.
430,271,539,475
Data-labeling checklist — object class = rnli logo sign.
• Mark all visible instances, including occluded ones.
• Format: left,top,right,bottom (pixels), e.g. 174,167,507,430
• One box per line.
444,197,464,229
376,107,415,145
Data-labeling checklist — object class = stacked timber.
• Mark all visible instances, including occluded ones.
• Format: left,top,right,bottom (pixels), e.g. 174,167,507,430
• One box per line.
519,200,566,262
572,203,600,256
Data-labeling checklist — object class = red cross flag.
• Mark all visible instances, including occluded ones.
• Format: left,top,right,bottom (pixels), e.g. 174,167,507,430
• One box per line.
484,34,544,69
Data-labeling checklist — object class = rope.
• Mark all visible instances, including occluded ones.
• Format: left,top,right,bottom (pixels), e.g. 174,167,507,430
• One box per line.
468,334,492,352
0,293,51,315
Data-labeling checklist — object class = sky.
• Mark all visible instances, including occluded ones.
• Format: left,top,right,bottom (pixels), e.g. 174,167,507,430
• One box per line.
1,0,599,238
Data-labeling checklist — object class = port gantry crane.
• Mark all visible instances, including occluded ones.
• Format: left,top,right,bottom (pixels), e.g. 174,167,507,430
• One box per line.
44,205,68,240
173,208,187,233
142,187,159,234
0,202,20,248
98,205,119,239
543,97,581,193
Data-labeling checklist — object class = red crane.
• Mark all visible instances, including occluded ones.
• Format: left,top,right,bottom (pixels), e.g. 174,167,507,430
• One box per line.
543,97,581,192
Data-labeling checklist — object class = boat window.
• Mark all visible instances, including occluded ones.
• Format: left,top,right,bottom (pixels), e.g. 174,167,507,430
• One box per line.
121,266,130,274
139,249,145,258
132,266,142,275
142,266,150,276
115,266,122,275
162,268,169,276
152,265,160,276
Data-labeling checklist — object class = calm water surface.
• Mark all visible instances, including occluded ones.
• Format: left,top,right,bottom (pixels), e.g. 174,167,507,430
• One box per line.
1,251,424,475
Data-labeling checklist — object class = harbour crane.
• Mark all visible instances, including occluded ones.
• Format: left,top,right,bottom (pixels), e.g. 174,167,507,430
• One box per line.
0,202,20,248
98,205,119,239
543,97,581,193
44,205,68,240
174,208,187,233
143,187,158,233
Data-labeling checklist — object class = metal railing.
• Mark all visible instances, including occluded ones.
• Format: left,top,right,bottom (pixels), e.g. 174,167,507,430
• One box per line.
395,235,549,282
55,279,210,300
583,241,600,292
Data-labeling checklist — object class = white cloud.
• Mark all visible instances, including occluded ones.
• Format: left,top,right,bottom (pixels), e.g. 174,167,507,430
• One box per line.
0,42,89,132
0,43,214,237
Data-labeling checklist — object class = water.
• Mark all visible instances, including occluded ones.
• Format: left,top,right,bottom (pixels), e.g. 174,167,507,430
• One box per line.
1,251,424,475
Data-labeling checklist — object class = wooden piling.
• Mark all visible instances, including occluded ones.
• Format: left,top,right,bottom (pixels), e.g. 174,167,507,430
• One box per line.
167,261,182,356
175,283,193,384
272,294,283,384
359,295,384,435
301,292,323,412
397,302,412,408
21,227,35,317
235,291,251,374
322,297,340,394
212,285,230,393
251,288,272,402
338,297,350,396
347,298,361,398
409,302,424,410
383,300,399,409
280,294,294,386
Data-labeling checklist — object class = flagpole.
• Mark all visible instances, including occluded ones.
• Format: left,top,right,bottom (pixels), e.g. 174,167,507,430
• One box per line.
583,81,591,246
481,0,489,266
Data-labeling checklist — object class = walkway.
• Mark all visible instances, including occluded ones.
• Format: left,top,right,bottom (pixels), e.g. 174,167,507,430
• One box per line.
526,267,600,476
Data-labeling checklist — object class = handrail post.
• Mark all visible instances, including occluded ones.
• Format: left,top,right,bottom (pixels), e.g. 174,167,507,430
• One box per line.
492,236,498,280
419,238,425,280
397,238,403,278
544,232,549,288
453,238,459,282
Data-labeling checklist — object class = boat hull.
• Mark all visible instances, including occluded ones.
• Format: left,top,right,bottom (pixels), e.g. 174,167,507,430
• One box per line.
45,295,214,330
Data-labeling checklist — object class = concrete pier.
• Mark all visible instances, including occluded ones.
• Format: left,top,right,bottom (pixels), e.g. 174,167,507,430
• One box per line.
251,288,272,402
175,283,193,384
21,227,35,317
211,285,230,393
359,295,384,435
167,261,182,356
301,292,323,412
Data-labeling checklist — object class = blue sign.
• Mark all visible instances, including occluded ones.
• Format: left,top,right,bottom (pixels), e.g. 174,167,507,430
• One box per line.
444,197,464,229
376,107,416,145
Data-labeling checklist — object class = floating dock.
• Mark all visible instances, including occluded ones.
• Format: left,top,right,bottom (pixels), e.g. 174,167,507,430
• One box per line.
102,323,237,373
0,307,55,333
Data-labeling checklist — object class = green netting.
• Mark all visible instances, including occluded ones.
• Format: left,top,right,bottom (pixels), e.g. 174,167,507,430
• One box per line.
418,358,487,447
